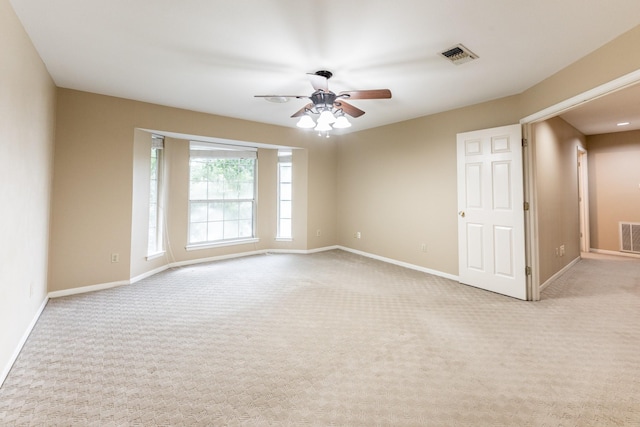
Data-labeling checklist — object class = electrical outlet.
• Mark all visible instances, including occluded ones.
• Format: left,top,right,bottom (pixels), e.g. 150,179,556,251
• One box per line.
111,253,120,263
316,229,321,237
356,231,361,239
421,243,427,252
560,245,565,256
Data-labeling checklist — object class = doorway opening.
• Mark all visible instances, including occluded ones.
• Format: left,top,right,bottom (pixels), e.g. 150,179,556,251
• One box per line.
520,68,640,301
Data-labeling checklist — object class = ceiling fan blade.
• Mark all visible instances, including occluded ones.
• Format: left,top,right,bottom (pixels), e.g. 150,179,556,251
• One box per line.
254,95,308,99
308,73,329,92
291,103,314,118
334,100,365,118
338,89,392,100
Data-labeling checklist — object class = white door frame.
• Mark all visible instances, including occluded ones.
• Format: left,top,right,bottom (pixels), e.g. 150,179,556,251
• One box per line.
577,147,590,253
521,123,538,301
520,69,640,301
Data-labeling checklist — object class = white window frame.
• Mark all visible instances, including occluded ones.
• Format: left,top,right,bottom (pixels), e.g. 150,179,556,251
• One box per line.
276,149,293,240
186,141,258,250
147,135,165,259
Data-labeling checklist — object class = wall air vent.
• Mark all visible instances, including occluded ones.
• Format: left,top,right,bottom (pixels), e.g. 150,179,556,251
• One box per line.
441,44,479,65
620,222,640,254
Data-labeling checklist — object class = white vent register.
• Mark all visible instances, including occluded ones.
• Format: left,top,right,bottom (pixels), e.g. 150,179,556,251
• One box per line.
620,222,640,254
440,44,479,65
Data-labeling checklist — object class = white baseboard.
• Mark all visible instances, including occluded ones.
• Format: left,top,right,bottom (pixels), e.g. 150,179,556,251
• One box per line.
337,246,459,282
170,245,340,268
169,249,266,268
48,280,129,299
539,256,581,292
266,245,340,255
1,296,49,387
590,248,640,259
130,265,170,285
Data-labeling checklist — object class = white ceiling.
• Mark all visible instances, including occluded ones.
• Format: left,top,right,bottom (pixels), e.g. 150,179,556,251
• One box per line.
9,0,640,134
559,82,640,135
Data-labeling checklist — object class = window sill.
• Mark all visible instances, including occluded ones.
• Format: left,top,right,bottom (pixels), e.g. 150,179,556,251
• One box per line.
186,238,259,251
146,251,165,261
275,237,293,242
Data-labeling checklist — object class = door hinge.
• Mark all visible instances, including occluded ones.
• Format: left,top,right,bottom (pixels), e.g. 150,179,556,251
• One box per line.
526,266,532,276
524,201,530,211
522,138,528,147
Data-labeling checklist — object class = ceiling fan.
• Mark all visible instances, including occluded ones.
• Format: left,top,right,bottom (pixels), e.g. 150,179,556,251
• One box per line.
255,70,392,132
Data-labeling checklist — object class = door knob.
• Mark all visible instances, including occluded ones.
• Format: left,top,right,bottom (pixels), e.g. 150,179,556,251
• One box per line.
459,211,465,218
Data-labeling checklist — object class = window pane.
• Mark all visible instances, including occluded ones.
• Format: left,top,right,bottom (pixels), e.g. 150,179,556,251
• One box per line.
147,226,157,253
223,181,240,200
239,201,253,219
239,182,254,199
279,219,292,238
190,202,207,222
149,179,158,202
280,183,292,200
148,146,164,255
224,202,239,220
238,219,253,237
149,205,157,224
280,164,292,182
190,222,207,243
224,220,239,239
208,202,224,221
207,221,224,241
279,200,291,218
190,160,207,178
150,153,158,178
190,181,208,200
208,179,224,199
276,156,292,239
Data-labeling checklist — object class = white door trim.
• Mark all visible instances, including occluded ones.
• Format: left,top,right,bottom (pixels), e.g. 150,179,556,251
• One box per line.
577,147,590,253
521,123,539,301
521,69,640,124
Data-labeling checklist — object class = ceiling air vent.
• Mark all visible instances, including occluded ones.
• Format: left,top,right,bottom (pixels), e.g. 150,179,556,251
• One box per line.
441,44,478,65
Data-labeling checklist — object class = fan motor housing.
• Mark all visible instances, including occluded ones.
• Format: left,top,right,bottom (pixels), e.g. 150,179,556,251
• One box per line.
315,70,333,79
311,91,336,108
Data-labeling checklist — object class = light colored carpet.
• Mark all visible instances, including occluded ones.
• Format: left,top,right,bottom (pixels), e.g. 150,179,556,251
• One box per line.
0,249,639,426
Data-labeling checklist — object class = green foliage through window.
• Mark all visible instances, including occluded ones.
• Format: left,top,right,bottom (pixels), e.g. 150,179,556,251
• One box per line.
188,156,256,244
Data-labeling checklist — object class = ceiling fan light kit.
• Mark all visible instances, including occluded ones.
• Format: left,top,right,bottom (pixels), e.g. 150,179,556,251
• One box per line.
332,115,352,129
256,70,391,136
295,115,316,129
318,109,337,124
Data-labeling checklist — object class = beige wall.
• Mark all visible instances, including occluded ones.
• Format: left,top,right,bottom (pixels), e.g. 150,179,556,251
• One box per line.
51,89,337,291
531,117,586,284
337,96,523,276
587,130,640,251
337,24,640,284
520,25,640,118
0,0,56,382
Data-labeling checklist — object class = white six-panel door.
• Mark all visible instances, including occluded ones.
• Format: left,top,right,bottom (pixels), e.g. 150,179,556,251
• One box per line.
457,124,527,300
